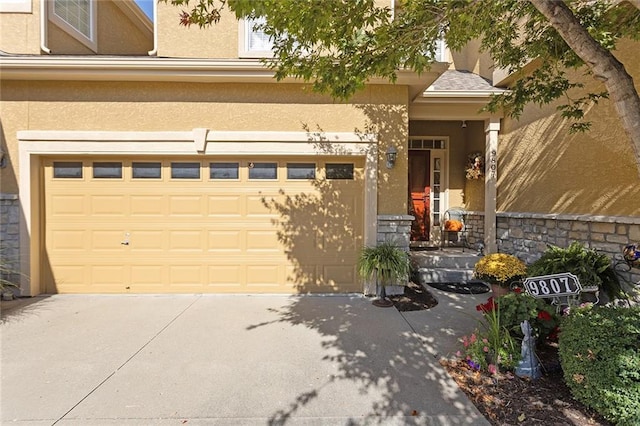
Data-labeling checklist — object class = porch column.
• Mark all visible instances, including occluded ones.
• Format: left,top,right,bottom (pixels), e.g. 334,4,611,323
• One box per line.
484,118,500,253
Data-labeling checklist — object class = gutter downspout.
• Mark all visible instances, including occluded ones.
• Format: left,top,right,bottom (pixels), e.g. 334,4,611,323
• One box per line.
40,0,50,54
148,0,158,56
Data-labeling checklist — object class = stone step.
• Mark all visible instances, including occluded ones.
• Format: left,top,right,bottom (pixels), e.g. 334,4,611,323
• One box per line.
414,268,475,283
411,252,481,269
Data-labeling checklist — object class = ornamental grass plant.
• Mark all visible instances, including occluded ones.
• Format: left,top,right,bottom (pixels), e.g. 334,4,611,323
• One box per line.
357,242,410,290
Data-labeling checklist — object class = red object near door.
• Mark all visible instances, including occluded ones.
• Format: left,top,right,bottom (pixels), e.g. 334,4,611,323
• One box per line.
409,151,430,241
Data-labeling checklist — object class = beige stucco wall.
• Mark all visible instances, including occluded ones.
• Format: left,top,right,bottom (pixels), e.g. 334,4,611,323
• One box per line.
498,39,640,216
157,3,252,58
0,0,151,55
449,39,494,81
0,0,41,54
96,2,152,55
47,1,152,54
0,80,408,214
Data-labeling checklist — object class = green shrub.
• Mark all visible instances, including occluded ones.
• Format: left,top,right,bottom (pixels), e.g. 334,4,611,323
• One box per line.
496,291,559,341
527,242,624,301
559,305,640,425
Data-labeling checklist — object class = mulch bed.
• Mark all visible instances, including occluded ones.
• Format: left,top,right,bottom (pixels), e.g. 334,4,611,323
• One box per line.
389,281,438,311
389,283,612,425
441,343,611,425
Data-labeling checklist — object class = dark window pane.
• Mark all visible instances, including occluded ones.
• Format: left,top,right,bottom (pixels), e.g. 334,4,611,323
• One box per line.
171,162,200,179
53,161,83,178
287,163,315,179
326,163,354,179
93,162,122,179
132,162,162,179
210,162,239,179
248,162,277,180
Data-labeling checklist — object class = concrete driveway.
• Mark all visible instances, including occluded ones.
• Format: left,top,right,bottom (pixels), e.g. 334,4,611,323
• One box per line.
1,291,489,425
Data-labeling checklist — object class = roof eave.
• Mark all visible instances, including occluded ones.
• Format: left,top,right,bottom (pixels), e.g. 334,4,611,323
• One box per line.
0,56,449,91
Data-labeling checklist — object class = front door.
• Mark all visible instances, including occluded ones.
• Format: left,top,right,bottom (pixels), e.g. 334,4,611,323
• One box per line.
409,151,430,241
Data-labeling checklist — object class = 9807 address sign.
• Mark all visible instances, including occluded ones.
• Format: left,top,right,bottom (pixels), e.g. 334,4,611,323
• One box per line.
523,273,582,298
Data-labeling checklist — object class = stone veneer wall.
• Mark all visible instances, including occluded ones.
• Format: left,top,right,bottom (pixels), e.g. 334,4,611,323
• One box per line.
463,211,485,251
374,215,413,295
495,212,640,286
0,194,21,289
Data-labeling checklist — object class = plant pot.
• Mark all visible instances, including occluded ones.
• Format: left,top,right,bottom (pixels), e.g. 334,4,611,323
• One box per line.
372,283,394,308
490,284,510,298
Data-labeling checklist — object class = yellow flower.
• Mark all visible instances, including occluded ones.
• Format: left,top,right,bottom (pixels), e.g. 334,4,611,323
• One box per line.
473,253,527,286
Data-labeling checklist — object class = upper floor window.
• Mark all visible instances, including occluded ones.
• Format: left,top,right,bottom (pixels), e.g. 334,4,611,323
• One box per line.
433,39,448,62
239,17,274,58
0,0,32,13
49,0,97,51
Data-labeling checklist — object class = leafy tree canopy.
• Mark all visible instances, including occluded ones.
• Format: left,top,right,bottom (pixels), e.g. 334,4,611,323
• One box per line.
164,0,640,171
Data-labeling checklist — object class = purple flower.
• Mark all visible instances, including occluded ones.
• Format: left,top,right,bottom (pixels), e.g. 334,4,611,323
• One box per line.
466,359,480,370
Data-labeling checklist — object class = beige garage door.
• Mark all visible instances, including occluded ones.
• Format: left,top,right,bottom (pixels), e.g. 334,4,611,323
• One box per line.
42,156,364,294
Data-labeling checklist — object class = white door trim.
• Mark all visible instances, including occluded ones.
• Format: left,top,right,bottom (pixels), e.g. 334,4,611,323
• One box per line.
18,130,378,295
408,136,450,243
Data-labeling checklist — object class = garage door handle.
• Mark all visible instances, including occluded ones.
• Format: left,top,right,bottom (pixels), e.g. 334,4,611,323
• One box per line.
121,241,129,245
121,232,130,246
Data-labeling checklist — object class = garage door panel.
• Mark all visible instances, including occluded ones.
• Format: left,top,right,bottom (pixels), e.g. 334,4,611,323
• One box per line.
207,265,242,287
91,265,127,286
50,194,86,216
246,195,280,217
49,265,87,291
246,230,281,252
322,265,358,291
44,156,364,294
49,229,86,250
169,265,204,286
169,195,204,216
208,195,243,216
130,195,165,216
128,230,165,251
169,230,204,251
130,265,165,287
89,230,131,252
246,265,280,287
90,195,127,216
285,265,316,287
208,231,242,251
321,232,361,252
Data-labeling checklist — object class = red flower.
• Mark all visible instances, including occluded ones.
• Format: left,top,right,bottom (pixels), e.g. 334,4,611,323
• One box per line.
548,326,560,342
537,310,552,321
513,287,523,294
476,297,497,313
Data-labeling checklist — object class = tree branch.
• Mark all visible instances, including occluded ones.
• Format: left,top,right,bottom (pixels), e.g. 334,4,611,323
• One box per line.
530,0,640,176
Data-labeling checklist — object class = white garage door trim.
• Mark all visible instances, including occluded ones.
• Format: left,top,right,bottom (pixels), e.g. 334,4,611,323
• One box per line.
18,129,379,296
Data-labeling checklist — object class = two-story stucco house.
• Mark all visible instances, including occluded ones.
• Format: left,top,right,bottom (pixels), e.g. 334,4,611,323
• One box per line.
1,0,639,296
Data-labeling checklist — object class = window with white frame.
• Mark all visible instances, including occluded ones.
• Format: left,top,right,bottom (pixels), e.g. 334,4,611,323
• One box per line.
49,0,97,51
239,17,274,58
433,38,448,62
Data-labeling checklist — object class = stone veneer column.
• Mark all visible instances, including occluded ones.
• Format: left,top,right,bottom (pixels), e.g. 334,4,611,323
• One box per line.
372,214,413,295
484,118,500,253
0,194,21,290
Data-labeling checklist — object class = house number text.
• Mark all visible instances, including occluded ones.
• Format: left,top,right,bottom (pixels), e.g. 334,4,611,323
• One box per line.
523,273,582,298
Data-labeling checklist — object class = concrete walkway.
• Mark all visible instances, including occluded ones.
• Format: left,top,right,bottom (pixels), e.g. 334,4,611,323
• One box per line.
1,290,489,425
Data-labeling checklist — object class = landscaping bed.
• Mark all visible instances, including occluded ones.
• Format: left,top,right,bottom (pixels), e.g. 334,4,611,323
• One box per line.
441,342,612,425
